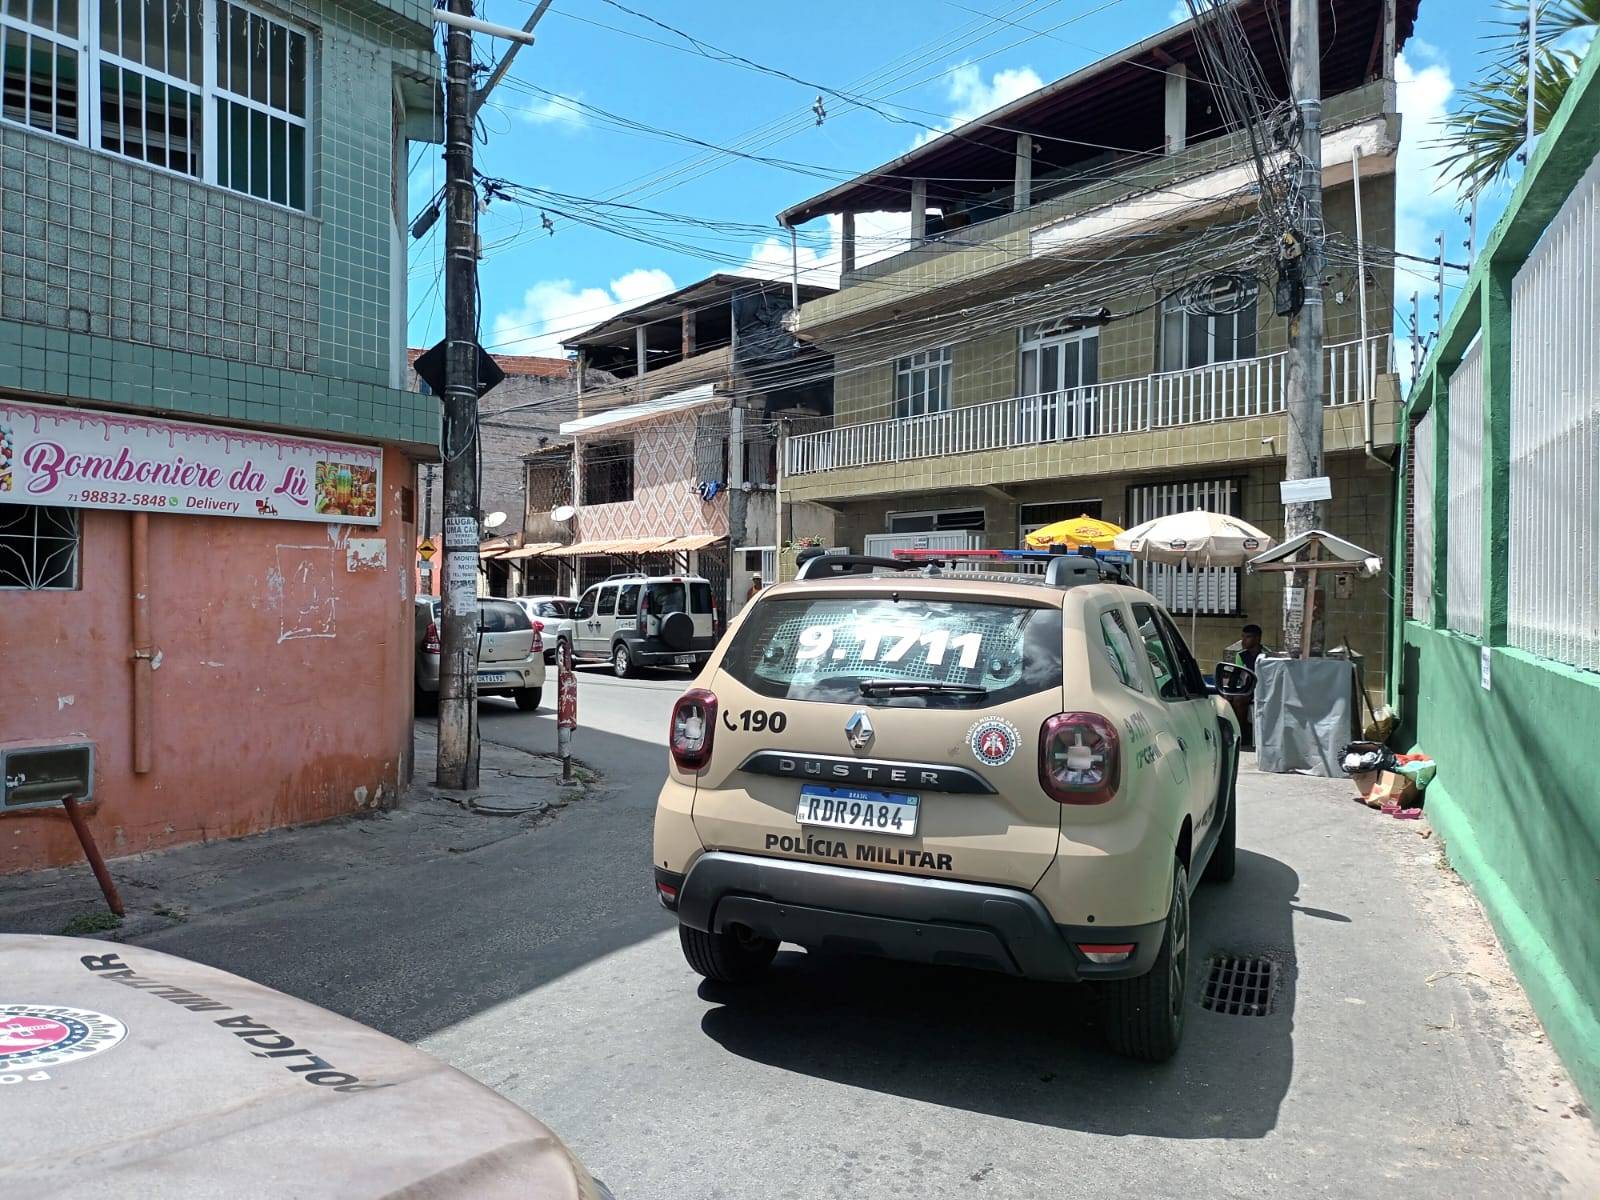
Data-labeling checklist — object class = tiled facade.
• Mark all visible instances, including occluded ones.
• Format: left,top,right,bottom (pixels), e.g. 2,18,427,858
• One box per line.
0,0,438,451
573,408,730,544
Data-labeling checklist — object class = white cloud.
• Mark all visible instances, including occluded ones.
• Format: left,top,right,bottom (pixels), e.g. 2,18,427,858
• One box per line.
917,62,1044,145
510,92,587,132
489,268,676,356
1168,2,1191,24
733,210,916,290
1393,43,1460,263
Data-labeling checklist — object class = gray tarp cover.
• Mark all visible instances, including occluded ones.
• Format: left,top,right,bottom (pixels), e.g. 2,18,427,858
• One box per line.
1254,657,1360,777
0,935,595,1199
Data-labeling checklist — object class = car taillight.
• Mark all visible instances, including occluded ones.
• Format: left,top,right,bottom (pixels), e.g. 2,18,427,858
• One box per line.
669,688,718,772
1039,712,1120,805
530,619,544,651
423,621,440,654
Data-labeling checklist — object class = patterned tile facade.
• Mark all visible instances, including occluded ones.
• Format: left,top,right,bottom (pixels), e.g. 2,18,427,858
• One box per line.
574,408,730,542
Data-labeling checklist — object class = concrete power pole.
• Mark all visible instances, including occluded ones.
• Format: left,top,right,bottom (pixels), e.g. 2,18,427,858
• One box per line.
1283,0,1325,654
437,0,481,789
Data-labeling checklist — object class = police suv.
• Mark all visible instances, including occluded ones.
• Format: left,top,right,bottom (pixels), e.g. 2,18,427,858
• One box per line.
652,550,1241,1061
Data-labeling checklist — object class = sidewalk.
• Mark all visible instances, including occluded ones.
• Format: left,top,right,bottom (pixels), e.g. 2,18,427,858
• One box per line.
0,725,585,940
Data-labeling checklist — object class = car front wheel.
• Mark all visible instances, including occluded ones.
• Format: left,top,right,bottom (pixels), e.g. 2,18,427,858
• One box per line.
1098,858,1189,1062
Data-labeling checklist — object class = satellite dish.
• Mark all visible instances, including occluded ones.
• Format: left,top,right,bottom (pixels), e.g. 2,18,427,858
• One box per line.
483,511,508,530
551,505,576,523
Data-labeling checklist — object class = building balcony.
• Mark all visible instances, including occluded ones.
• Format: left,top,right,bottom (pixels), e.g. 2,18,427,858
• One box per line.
784,336,1393,494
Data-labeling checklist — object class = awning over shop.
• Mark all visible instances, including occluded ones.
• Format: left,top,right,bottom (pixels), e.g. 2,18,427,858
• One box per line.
497,542,563,560
659,533,725,551
545,537,675,557
558,383,717,437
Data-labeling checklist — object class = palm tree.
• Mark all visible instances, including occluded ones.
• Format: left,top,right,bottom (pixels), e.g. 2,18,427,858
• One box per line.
1433,0,1599,194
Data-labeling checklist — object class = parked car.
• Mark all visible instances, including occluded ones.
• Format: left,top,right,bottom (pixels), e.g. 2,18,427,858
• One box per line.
651,551,1240,1062
563,573,718,678
414,595,545,712
4,934,613,1198
510,594,577,664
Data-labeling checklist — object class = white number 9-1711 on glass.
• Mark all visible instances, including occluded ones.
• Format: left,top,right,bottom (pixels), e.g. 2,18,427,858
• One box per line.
793,625,982,671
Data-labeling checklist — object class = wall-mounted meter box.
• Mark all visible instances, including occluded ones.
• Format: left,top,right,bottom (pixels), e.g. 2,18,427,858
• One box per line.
1,743,94,810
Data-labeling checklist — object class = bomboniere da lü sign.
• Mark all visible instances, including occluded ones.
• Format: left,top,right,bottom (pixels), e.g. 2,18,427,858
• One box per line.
0,399,382,526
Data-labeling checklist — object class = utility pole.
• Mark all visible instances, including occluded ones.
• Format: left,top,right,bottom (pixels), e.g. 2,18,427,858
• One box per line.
436,0,481,790
1283,0,1325,654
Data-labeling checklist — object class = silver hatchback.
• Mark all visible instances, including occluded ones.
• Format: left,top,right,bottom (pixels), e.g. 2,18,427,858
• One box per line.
414,596,546,711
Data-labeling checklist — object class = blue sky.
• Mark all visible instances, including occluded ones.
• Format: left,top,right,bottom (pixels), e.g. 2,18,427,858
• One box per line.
407,0,1520,362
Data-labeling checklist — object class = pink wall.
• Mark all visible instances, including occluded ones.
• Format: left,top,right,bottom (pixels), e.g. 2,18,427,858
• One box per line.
575,408,728,542
1,445,417,873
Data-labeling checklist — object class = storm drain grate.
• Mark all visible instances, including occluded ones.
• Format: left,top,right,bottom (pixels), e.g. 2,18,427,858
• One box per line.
1200,955,1278,1016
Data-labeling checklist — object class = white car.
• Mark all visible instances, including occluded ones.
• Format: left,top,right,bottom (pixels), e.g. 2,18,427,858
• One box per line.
566,573,720,677
511,595,577,663
415,596,546,711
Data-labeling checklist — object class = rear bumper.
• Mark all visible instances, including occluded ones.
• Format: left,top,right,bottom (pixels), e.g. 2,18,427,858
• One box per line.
415,655,544,694
625,635,716,664
673,851,1164,983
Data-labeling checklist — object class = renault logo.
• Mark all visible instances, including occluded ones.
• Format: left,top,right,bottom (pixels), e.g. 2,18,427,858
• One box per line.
844,709,875,753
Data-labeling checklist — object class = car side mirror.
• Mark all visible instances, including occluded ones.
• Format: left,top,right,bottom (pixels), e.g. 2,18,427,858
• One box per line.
1213,661,1256,697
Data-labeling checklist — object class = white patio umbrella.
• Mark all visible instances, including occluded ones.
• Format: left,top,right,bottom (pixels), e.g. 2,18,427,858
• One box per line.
1114,509,1277,642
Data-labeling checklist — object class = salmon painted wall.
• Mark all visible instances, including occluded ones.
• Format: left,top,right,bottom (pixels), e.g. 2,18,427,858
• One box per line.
1,445,417,872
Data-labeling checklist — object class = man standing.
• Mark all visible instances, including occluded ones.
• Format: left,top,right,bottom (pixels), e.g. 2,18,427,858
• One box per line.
1225,624,1274,751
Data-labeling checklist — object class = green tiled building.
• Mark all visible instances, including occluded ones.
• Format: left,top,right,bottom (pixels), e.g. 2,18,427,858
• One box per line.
0,0,446,871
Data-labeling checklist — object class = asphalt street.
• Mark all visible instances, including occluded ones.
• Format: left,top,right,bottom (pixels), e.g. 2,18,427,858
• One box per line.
117,666,1597,1198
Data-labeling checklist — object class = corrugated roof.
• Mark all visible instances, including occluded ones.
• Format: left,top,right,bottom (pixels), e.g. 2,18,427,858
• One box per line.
558,383,718,437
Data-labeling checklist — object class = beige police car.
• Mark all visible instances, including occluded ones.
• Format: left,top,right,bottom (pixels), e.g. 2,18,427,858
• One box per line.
652,551,1240,1062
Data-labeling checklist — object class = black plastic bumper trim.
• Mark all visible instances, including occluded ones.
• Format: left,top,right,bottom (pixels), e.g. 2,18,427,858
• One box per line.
677,851,1165,982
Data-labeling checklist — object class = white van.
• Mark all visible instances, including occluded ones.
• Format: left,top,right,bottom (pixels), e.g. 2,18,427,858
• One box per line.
566,573,719,677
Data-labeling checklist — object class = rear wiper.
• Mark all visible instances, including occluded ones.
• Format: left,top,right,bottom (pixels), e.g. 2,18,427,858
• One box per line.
858,680,989,696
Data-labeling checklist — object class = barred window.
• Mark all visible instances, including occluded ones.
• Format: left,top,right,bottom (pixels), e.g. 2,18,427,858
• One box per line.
0,0,81,138
0,504,80,590
0,0,311,211
1125,477,1244,615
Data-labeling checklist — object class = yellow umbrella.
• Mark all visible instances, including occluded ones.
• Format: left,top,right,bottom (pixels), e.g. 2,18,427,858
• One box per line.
1023,514,1125,551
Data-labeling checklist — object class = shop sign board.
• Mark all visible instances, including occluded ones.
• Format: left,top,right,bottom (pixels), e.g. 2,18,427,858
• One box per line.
0,398,381,526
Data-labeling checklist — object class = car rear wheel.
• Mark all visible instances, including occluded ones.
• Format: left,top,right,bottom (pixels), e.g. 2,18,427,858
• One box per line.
1099,859,1188,1062
612,642,635,678
413,686,438,716
678,924,777,984
514,687,542,712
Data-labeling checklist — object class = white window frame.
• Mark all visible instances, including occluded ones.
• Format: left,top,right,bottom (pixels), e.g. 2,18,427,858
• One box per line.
886,507,985,534
0,0,83,139
894,347,952,418
1160,280,1259,372
0,0,313,212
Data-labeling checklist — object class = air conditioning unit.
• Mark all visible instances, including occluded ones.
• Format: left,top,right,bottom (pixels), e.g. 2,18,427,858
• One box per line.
2,743,94,810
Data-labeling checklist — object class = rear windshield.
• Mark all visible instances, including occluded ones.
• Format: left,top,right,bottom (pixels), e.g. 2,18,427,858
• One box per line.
479,601,532,633
646,582,686,613
534,600,573,618
722,596,1062,708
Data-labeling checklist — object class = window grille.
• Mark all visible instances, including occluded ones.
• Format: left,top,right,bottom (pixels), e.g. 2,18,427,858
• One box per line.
1446,341,1484,638
1125,478,1242,615
1410,408,1436,623
0,0,311,210
1508,147,1600,671
0,504,80,590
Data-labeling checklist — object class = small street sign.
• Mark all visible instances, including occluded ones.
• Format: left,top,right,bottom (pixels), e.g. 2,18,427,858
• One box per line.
418,540,436,562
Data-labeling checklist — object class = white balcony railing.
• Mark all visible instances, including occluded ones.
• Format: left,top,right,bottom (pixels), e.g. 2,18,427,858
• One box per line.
786,336,1391,477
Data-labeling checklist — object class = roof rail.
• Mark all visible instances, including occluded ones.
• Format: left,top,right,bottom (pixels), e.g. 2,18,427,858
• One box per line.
602,571,647,581
795,553,921,580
